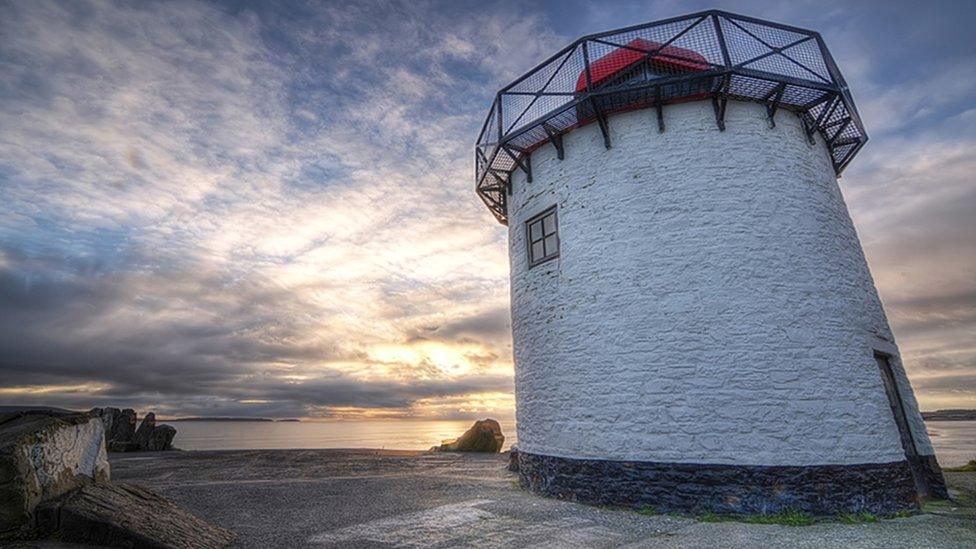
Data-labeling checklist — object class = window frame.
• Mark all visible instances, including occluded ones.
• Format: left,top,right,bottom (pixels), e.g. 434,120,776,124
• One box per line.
525,205,560,268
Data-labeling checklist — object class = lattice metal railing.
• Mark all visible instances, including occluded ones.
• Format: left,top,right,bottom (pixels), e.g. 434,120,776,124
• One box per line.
475,10,867,224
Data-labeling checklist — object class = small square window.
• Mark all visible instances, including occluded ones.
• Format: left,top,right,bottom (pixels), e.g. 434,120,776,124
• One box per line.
526,206,559,268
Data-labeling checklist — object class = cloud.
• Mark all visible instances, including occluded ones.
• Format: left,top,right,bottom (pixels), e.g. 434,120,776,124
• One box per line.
0,0,549,418
413,308,512,342
0,0,973,417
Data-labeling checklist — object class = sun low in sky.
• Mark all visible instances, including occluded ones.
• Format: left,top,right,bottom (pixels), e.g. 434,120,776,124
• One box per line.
0,0,973,419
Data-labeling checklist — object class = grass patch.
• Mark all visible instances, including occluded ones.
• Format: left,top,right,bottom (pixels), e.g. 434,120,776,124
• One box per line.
943,460,976,472
696,509,814,526
639,506,916,526
837,512,878,524
742,509,814,526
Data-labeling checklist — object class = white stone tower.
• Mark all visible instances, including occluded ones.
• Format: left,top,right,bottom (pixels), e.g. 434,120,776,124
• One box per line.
474,11,947,515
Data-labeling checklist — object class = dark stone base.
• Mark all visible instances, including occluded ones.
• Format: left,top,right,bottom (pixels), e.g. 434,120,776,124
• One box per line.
517,451,919,516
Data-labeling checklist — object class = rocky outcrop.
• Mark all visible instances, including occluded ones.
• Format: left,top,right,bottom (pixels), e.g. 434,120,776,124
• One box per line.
91,409,176,452
1,410,231,547
133,412,176,452
91,407,137,452
921,409,976,421
36,481,235,548
146,424,177,452
0,410,110,533
132,412,157,449
433,419,505,453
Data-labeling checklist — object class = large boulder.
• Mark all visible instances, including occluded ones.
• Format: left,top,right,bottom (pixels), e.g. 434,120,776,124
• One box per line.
131,412,177,451
146,424,177,451
132,412,156,450
36,481,234,548
435,419,505,453
0,410,110,533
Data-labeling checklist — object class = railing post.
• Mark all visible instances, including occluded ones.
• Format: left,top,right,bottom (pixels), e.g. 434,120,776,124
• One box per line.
711,13,732,132
582,40,594,90
582,40,611,149
711,13,731,69
496,96,504,143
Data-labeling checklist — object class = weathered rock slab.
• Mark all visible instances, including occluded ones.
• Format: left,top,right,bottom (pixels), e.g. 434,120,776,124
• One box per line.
0,411,110,533
36,481,234,548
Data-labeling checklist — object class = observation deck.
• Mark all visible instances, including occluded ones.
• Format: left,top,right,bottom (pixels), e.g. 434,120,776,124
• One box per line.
474,10,867,224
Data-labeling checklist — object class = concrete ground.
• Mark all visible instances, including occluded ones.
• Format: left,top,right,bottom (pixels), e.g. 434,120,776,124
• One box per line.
107,450,976,548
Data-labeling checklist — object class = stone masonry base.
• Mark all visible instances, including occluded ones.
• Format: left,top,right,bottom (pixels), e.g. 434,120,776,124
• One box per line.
517,450,919,516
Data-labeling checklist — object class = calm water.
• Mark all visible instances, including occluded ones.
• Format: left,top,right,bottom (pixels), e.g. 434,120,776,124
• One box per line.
171,419,975,467
171,419,518,452
926,421,976,468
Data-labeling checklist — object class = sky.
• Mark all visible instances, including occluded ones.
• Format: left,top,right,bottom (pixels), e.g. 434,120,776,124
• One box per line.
0,0,973,420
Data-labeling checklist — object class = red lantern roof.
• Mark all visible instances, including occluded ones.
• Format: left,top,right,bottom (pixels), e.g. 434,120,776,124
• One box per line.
576,38,710,92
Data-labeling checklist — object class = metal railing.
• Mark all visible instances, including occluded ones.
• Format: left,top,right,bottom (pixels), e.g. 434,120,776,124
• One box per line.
475,10,867,224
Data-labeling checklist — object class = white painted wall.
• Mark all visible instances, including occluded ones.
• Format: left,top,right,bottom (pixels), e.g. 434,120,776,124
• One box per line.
507,100,934,466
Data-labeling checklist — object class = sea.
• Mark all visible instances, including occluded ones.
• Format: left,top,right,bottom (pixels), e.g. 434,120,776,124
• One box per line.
170,419,519,453
925,421,976,468
170,419,976,467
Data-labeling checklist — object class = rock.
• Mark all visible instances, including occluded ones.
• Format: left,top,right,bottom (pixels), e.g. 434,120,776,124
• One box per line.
132,412,156,450
117,409,137,441
92,409,176,452
0,410,109,533
90,407,115,441
91,407,136,448
508,446,519,472
36,481,234,548
435,419,505,453
107,440,139,453
132,413,177,451
145,424,176,451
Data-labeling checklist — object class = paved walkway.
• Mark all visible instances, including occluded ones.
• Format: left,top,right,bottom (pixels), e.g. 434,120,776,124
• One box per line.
109,450,976,548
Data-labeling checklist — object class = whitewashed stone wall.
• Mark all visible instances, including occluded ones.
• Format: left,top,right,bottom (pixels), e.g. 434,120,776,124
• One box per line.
507,100,934,466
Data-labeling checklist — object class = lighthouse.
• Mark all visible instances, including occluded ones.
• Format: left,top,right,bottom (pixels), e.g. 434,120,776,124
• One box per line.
475,11,947,515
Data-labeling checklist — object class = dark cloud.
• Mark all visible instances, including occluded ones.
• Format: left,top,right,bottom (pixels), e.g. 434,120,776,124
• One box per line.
409,307,512,344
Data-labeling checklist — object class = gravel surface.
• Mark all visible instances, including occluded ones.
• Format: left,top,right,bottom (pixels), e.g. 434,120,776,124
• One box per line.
107,450,976,548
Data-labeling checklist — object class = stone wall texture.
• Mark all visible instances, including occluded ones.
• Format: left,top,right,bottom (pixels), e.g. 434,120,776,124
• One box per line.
518,452,918,515
517,450,918,516
507,100,934,466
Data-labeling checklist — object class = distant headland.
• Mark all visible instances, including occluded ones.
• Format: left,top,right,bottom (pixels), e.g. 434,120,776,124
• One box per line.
166,417,301,422
922,409,976,421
